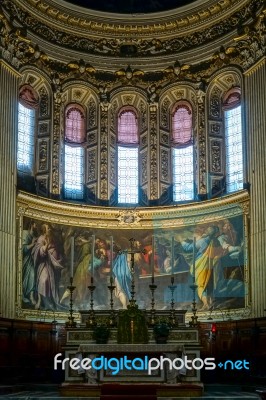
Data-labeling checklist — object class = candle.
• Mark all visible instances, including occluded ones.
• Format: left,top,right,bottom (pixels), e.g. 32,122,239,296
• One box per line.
151,235,155,283
91,234,95,283
110,236,113,282
70,236,74,278
171,236,174,277
193,236,196,282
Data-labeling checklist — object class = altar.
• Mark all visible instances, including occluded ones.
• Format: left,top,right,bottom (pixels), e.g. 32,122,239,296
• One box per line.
60,238,203,397
61,309,202,398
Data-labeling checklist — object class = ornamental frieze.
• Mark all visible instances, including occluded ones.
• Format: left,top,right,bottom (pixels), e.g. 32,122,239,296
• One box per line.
8,0,258,37
2,0,264,59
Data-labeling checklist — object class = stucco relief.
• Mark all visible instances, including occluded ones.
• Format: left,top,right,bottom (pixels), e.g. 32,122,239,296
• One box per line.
3,0,263,59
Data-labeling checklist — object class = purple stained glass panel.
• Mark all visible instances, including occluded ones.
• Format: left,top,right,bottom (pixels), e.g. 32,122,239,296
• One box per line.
172,106,192,145
65,107,85,144
118,111,138,144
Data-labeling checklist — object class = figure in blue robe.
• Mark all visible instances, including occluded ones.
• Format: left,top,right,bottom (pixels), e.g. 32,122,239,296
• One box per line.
112,252,132,309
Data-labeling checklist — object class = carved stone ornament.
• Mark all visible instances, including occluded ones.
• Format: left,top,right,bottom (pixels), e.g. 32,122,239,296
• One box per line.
39,86,49,117
149,109,158,200
17,206,27,216
210,140,222,173
161,149,169,182
235,11,266,70
117,210,141,225
100,108,108,200
38,140,48,171
198,101,206,194
210,90,221,119
161,98,171,129
51,86,64,195
88,98,96,128
36,177,48,195
110,148,116,186
141,151,148,184
210,123,221,135
87,149,96,182
240,201,249,215
3,0,263,59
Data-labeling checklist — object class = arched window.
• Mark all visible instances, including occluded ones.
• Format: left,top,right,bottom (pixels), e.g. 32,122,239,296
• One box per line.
223,89,243,193
172,102,194,202
64,104,85,200
117,108,139,204
17,85,38,175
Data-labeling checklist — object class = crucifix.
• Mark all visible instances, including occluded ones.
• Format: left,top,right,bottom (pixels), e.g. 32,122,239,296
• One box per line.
125,238,146,307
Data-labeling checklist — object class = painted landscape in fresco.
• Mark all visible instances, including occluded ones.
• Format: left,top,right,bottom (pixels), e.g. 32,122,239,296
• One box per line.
21,215,245,313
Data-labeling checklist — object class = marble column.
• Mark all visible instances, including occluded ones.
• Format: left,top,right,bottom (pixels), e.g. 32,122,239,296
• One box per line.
0,60,20,318
244,58,266,318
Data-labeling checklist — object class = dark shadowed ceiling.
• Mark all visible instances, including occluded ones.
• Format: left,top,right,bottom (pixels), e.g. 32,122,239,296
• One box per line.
62,0,198,14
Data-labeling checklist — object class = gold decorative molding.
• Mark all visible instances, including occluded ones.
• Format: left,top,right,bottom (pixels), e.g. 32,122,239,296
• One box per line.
0,60,21,77
16,0,250,37
244,56,266,76
17,190,249,229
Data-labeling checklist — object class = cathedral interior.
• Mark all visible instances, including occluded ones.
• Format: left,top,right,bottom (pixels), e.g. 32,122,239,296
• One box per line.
0,0,265,398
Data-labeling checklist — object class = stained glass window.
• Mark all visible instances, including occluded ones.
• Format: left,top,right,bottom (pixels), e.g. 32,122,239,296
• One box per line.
118,110,138,144
64,104,85,200
172,103,194,202
65,106,85,143
118,147,138,203
225,105,243,193
173,146,194,201
64,145,84,199
117,109,139,204
172,105,192,145
17,103,35,173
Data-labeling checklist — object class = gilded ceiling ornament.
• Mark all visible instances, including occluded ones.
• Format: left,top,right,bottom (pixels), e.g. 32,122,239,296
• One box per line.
67,59,96,76
115,65,144,83
3,0,263,61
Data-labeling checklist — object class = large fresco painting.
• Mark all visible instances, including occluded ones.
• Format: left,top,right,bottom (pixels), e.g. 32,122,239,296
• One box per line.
20,213,246,314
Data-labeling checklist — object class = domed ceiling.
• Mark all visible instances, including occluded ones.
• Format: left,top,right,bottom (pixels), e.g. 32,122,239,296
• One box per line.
63,0,198,14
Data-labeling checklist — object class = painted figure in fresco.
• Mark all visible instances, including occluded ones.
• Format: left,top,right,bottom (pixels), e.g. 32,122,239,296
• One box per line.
216,219,244,298
112,240,151,309
217,220,242,260
33,223,64,310
60,234,106,309
113,251,132,309
181,225,223,310
22,220,38,305
155,237,169,273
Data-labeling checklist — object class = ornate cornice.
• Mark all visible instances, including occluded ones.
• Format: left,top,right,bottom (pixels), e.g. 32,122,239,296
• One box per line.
17,190,249,229
1,0,264,89
2,0,263,60
8,0,255,37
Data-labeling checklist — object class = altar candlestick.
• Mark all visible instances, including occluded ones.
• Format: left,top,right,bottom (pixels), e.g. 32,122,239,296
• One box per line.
151,235,155,283
171,236,174,278
193,236,196,281
110,236,113,281
70,236,74,278
91,234,95,284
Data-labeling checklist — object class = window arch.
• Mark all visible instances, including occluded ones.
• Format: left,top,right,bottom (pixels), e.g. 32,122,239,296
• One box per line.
223,88,243,193
64,104,85,200
171,102,194,202
117,108,139,204
17,85,38,174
